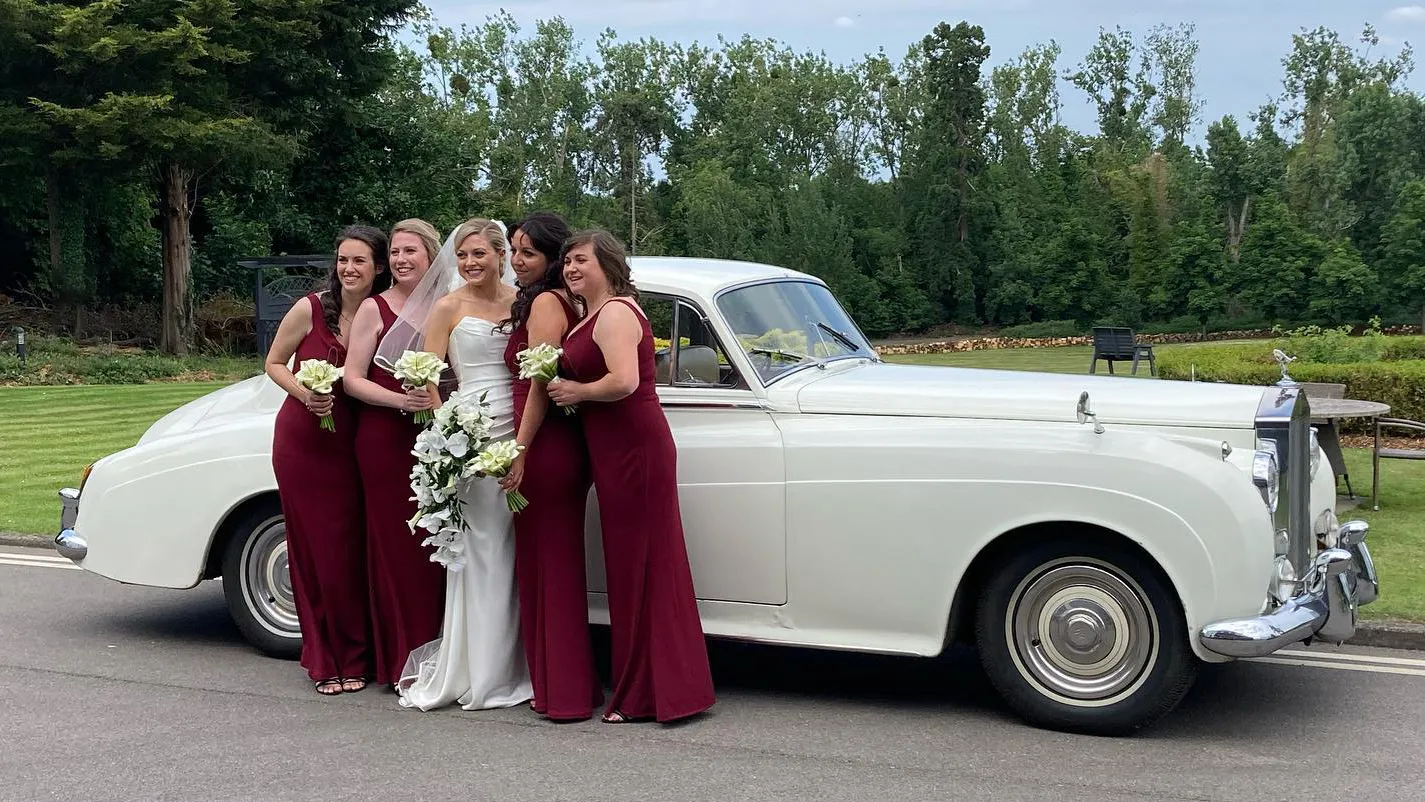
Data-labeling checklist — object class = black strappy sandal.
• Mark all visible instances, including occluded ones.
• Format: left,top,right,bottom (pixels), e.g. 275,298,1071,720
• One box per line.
601,710,652,724
315,678,344,696
340,677,367,693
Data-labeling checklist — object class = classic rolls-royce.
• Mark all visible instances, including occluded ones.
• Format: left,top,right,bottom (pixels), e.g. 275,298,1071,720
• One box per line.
54,257,1378,735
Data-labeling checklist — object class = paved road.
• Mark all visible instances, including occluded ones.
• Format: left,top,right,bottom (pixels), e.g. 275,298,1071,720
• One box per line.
3,545,1424,802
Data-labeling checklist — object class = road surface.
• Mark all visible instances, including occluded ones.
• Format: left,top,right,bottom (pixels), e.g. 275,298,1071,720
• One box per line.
2,545,1423,802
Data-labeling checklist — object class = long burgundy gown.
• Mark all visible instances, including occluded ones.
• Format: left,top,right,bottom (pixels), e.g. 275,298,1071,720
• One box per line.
271,294,372,682
502,292,603,720
559,297,715,722
356,294,446,686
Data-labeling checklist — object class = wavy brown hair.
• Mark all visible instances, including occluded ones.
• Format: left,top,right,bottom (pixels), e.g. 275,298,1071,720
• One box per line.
563,228,637,301
501,211,572,332
322,225,391,333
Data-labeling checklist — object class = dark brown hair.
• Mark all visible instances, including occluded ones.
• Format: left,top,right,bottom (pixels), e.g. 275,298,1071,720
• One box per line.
502,211,573,332
563,228,637,301
323,224,391,333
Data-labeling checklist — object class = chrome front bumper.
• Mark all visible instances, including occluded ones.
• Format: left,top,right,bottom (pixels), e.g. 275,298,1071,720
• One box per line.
54,487,87,561
1199,519,1378,658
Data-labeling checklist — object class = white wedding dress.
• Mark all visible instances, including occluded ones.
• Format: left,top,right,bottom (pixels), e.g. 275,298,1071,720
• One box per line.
396,316,533,711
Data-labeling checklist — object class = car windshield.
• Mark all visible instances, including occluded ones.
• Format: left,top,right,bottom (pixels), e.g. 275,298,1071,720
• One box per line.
715,279,875,384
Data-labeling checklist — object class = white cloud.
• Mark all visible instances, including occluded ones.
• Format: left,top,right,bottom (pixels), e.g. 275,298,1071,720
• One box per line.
834,16,856,28
1386,5,1425,23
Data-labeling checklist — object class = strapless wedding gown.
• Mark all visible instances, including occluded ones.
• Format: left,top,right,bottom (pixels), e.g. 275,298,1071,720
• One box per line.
396,316,533,711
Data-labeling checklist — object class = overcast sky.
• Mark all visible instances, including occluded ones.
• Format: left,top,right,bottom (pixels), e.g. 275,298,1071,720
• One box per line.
418,1,1425,142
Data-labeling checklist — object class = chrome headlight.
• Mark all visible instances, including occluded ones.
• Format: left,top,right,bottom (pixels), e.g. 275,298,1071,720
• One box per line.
1252,443,1280,513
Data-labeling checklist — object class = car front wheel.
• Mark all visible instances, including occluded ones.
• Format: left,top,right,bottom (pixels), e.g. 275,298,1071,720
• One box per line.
220,500,302,660
974,537,1198,736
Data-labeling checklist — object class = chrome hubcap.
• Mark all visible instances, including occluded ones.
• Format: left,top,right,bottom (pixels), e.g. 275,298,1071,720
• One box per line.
243,519,298,635
1008,561,1158,704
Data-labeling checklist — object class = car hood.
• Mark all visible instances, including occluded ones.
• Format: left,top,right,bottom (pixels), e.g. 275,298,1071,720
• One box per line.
792,362,1267,430
137,374,282,445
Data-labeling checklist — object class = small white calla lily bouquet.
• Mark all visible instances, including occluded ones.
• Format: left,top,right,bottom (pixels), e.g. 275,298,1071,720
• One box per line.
293,359,343,432
390,350,448,424
516,343,575,415
407,389,495,570
469,439,529,512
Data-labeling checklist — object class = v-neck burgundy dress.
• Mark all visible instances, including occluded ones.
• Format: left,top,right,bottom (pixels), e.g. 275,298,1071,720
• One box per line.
271,293,372,682
502,291,602,720
355,294,447,686
558,296,715,722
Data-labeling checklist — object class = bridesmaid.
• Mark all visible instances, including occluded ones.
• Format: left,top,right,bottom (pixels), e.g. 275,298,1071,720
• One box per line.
342,217,447,690
546,229,716,724
499,212,602,721
265,224,390,695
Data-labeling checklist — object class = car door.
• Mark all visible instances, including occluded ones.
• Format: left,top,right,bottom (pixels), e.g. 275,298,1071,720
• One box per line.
583,293,788,605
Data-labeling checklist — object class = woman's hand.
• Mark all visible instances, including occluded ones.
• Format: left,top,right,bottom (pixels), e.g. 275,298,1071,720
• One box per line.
403,387,435,412
304,390,334,417
546,377,586,408
499,451,526,492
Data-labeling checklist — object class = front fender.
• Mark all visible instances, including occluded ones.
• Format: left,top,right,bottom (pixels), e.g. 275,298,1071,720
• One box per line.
777,415,1275,660
73,417,277,589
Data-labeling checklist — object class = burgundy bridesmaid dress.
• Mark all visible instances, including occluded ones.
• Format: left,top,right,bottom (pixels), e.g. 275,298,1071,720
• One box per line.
355,294,446,686
559,297,715,722
502,292,603,720
271,294,372,683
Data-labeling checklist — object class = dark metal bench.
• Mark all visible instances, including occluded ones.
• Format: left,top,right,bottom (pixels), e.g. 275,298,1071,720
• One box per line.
1089,327,1156,376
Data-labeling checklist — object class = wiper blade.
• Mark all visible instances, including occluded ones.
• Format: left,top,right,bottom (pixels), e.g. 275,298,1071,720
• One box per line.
816,322,862,352
748,347,810,362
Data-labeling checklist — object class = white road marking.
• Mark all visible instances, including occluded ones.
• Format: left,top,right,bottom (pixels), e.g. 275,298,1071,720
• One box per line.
0,550,72,563
0,550,81,571
1250,656,1425,678
1276,648,1425,669
1,551,1422,678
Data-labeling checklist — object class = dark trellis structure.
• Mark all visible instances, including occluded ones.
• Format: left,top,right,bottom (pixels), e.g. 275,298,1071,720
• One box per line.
240,255,331,354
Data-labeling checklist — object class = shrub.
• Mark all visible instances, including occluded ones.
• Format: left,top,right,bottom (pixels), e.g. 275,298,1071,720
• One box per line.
997,320,1083,338
1158,339,1425,430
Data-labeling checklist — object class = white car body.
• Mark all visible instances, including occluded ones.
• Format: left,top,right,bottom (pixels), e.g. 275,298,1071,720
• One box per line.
55,257,1378,735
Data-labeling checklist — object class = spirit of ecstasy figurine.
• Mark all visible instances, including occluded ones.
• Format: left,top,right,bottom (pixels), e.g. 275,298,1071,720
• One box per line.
1272,348,1297,386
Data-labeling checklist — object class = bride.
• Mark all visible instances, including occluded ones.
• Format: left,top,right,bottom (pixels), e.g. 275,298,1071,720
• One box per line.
375,217,533,711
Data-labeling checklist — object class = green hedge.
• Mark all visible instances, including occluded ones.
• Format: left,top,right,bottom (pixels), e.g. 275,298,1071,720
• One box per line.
1159,341,1425,430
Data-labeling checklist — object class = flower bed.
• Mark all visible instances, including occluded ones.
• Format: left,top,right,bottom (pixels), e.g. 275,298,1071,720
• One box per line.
871,324,1425,357
873,329,1274,356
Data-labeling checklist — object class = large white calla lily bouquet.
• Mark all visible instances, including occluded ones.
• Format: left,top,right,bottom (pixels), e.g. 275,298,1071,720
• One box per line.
407,389,495,571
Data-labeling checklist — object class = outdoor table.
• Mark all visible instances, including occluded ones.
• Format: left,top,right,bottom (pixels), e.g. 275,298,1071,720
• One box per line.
1305,398,1391,503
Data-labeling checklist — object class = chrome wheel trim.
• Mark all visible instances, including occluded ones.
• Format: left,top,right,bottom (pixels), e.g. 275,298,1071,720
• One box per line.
240,517,299,637
1004,558,1159,708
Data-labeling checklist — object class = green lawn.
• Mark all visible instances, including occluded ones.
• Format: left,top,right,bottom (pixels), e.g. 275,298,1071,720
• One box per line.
1,342,1419,622
0,382,232,535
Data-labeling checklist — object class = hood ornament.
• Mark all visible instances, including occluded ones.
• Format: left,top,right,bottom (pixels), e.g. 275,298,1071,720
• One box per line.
1077,391,1105,434
1272,349,1298,386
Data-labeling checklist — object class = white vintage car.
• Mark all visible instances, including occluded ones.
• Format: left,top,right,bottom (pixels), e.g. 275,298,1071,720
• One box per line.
55,257,1377,735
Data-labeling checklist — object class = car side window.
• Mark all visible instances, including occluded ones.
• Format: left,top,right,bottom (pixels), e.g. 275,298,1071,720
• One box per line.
644,293,745,389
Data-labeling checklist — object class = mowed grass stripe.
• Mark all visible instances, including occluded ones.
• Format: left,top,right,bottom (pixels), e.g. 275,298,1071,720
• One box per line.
0,381,241,534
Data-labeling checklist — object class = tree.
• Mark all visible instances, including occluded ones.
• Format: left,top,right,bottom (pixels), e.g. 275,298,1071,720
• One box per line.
27,0,418,354
1380,178,1425,328
902,21,992,322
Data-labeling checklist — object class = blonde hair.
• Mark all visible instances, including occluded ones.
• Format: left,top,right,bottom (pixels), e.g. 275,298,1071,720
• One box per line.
390,218,441,263
452,217,509,259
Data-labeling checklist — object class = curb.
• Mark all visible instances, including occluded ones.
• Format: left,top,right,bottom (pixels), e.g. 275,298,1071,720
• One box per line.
0,532,49,549
1347,620,1425,652
3,530,1423,651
